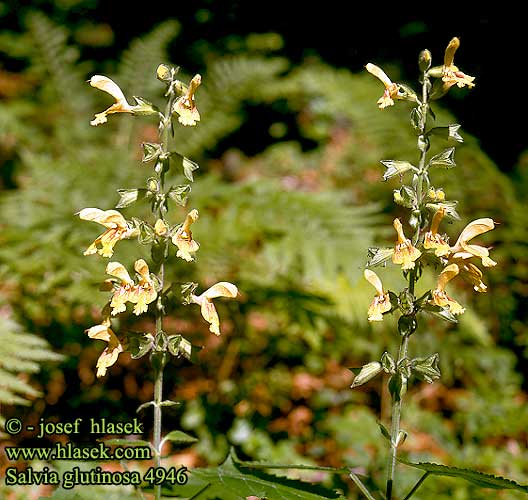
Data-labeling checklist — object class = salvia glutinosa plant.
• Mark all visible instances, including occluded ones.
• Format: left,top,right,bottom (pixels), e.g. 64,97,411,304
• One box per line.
347,37,513,500
75,41,528,500
79,65,238,499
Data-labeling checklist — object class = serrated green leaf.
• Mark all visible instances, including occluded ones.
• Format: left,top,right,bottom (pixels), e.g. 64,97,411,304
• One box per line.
393,186,417,209
428,124,463,143
160,400,181,408
142,142,163,163
350,361,382,388
116,189,141,208
163,430,198,445
366,247,394,267
380,352,396,374
425,201,460,221
380,160,416,181
136,401,155,414
161,449,344,499
378,421,391,442
388,372,407,402
410,107,421,132
167,335,200,363
182,157,199,182
132,96,158,115
181,282,199,304
423,304,459,323
412,353,441,383
168,184,191,206
428,147,456,169
399,460,528,492
126,332,154,359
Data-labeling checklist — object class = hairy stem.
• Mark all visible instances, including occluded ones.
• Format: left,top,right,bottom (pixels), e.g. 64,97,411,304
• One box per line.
385,333,410,500
386,70,430,500
152,90,176,500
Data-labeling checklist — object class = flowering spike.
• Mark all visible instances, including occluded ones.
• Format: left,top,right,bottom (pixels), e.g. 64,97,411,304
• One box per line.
364,269,391,321
392,219,421,270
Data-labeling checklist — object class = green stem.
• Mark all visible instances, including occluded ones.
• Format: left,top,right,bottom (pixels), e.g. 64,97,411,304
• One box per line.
349,472,377,500
386,70,430,500
402,472,430,500
385,334,410,500
152,88,176,500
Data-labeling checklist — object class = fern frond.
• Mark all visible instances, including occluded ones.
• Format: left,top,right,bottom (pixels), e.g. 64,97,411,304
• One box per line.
0,314,62,427
25,12,89,113
115,20,180,99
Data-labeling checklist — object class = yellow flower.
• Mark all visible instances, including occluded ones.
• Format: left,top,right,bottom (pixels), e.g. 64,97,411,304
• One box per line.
129,259,157,316
106,261,135,315
106,260,157,316
172,209,200,262
365,63,400,109
456,261,487,293
191,282,238,335
431,263,465,315
88,75,136,126
173,74,201,126
364,269,391,321
78,208,135,258
424,208,450,257
442,37,475,89
392,218,421,270
449,218,497,267
86,318,123,377
154,219,168,236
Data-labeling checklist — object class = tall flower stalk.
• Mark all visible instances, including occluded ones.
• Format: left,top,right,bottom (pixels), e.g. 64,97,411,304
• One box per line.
79,65,237,500
355,38,496,500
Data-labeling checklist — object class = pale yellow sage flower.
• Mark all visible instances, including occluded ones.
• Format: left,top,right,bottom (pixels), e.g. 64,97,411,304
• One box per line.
173,74,201,126
456,261,488,293
129,259,157,315
89,75,136,126
86,318,123,377
78,208,135,258
106,261,135,315
442,37,475,89
365,63,400,109
424,207,450,257
172,209,200,262
431,263,465,315
106,260,157,316
191,282,238,335
364,269,391,321
392,218,421,270
449,218,496,267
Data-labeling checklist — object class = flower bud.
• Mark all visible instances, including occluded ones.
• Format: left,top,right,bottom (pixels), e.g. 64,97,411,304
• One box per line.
156,64,172,82
418,49,432,72
154,219,168,236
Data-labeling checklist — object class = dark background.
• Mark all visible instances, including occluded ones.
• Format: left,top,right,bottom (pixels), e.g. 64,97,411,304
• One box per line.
3,2,526,173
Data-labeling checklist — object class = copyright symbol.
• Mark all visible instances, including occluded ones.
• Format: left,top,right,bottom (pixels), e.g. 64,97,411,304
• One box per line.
5,418,22,435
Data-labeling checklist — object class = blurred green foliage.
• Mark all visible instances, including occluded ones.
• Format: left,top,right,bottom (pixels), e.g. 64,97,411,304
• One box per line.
0,11,527,500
